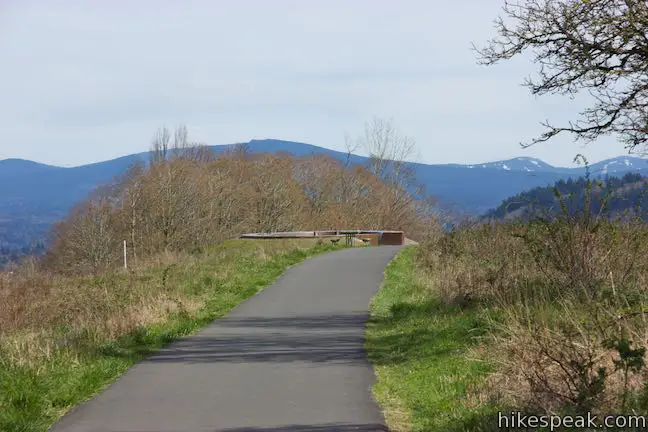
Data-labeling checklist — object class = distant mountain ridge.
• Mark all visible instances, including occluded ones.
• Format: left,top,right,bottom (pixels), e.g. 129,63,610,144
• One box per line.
445,155,647,175
1,139,647,256
6,143,647,175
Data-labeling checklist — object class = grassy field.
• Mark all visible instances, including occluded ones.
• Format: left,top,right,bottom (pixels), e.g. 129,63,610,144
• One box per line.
367,216,648,432
366,246,499,432
0,238,340,432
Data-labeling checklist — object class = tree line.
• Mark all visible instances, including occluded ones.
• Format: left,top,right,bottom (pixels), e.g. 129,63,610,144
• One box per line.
42,120,437,274
485,172,647,220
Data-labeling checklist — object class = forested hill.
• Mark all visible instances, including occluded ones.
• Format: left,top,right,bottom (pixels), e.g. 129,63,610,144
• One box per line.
484,172,647,220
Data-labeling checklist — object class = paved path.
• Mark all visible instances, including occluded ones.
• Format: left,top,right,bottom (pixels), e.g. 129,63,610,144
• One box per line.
50,246,401,432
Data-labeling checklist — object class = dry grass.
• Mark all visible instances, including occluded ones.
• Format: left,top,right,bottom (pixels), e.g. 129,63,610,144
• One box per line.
416,219,648,415
0,238,320,368
0,237,333,432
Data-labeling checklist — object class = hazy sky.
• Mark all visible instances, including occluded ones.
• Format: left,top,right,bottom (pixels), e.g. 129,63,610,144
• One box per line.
0,0,640,167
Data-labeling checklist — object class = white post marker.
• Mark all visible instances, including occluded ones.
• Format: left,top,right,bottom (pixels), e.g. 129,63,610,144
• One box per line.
123,240,128,270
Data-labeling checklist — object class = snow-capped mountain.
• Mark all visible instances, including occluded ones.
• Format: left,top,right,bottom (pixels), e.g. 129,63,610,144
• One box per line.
446,157,555,172
447,156,648,175
587,156,648,176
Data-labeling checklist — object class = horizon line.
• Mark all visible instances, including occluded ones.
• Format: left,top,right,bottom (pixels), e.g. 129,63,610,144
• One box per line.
1,139,646,170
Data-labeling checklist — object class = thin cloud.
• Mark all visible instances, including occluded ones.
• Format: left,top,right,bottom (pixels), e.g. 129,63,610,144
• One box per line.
0,0,633,167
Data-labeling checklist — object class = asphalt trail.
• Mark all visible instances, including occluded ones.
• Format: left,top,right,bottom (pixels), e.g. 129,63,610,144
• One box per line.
50,245,401,432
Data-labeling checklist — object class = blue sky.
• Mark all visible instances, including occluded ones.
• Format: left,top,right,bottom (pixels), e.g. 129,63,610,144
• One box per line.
0,0,639,167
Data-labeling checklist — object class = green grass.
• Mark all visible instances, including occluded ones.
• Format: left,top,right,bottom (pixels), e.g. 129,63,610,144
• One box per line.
0,239,341,432
365,246,501,432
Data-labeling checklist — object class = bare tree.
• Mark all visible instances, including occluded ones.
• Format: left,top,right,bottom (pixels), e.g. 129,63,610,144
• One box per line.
43,123,437,274
173,124,189,152
359,117,419,191
475,0,648,154
225,142,251,159
47,198,118,273
293,155,341,225
120,162,146,263
150,126,171,164
343,133,361,168
248,155,304,232
352,117,426,231
143,160,200,252
169,124,213,162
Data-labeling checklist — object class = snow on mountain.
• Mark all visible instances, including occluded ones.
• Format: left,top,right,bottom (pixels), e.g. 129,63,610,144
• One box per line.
587,157,648,176
446,156,556,172
447,156,647,175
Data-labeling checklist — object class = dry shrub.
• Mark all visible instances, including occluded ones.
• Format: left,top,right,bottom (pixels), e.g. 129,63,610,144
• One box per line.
0,239,319,369
42,143,434,275
416,183,648,415
490,302,648,415
417,222,541,309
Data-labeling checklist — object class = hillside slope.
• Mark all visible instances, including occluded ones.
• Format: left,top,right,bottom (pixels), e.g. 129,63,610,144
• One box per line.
484,172,648,220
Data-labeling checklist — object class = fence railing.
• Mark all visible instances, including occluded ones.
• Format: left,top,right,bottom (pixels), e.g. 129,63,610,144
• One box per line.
239,230,404,246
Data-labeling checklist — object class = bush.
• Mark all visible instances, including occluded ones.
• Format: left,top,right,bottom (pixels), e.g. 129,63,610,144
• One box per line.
415,171,648,415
